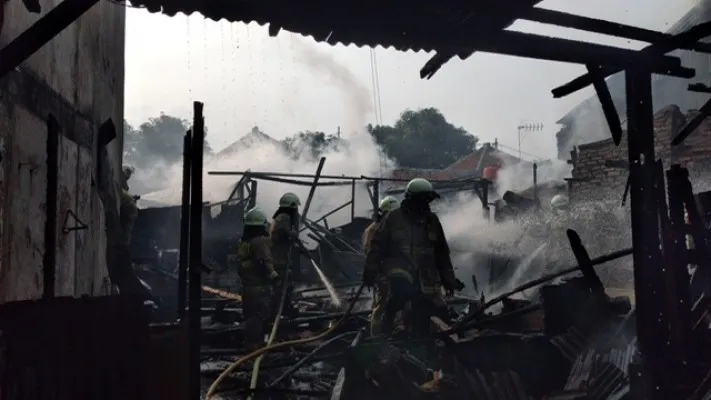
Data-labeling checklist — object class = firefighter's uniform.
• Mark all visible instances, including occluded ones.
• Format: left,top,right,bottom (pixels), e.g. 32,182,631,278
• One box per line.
269,192,301,316
364,179,464,337
362,196,400,335
546,194,572,273
238,207,281,351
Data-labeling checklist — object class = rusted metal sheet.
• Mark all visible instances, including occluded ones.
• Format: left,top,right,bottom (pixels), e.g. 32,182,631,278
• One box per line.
0,296,148,399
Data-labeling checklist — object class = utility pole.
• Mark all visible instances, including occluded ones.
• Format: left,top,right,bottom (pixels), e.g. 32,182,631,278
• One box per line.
517,122,544,159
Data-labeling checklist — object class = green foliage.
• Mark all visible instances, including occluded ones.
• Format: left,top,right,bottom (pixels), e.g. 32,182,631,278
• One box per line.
283,131,344,160
368,107,477,169
123,113,212,169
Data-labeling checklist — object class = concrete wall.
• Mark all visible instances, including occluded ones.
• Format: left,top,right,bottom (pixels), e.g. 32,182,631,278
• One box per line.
0,0,125,302
569,105,711,202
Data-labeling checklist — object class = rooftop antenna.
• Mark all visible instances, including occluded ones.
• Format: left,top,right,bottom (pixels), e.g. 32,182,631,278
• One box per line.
517,122,544,159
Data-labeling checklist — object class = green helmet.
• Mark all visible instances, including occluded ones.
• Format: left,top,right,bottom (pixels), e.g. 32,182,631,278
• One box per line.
405,178,435,196
379,196,400,213
244,207,268,226
550,194,570,210
279,192,301,208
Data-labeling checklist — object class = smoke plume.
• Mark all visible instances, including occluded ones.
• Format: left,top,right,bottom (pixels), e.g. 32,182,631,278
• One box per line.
138,39,392,237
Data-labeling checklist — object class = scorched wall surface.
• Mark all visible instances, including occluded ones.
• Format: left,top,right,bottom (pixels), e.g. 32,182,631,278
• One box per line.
0,0,126,302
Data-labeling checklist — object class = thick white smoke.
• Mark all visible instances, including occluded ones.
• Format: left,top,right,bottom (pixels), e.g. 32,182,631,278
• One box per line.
137,38,394,232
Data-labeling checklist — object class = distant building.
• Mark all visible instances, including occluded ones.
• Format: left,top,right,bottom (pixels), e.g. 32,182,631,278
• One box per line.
383,142,533,196
556,1,711,160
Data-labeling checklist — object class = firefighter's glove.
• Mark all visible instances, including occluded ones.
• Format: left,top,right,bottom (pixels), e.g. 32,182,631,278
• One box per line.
363,269,377,288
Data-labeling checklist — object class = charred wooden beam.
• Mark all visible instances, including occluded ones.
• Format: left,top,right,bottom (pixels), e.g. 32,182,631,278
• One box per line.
43,115,59,299
688,83,711,93
552,21,711,98
587,64,624,145
178,130,192,321
302,157,326,224
0,0,99,80
671,96,711,145
625,68,668,397
565,230,604,296
188,101,205,400
522,7,711,54
429,28,692,76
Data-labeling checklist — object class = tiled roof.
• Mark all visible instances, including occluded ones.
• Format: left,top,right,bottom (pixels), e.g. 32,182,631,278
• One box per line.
122,0,539,55
383,146,525,191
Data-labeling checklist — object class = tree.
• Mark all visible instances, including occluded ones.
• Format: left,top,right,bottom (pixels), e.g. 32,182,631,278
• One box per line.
123,113,212,169
368,107,478,169
284,130,345,160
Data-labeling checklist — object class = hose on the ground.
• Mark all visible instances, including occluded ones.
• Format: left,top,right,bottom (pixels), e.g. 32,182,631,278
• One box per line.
246,275,290,399
205,283,366,399
268,330,360,387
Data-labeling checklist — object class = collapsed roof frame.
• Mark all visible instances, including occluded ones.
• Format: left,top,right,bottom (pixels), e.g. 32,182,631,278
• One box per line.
207,169,492,226
4,0,711,398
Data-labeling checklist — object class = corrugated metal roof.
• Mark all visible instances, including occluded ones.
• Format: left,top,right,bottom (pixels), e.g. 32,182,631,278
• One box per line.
121,0,539,55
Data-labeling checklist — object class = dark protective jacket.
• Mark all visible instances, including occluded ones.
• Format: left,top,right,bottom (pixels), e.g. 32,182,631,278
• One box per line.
237,235,279,288
364,207,457,295
119,189,138,246
269,212,294,273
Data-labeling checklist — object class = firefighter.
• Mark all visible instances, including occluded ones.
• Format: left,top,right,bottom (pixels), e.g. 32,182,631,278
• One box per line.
119,165,138,247
363,178,465,337
238,207,281,351
270,192,301,316
362,196,400,335
546,194,572,273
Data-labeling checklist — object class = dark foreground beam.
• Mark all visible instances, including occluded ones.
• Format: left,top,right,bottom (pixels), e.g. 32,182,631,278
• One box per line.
552,21,711,98
0,0,99,80
523,7,711,54
671,97,711,145
449,29,692,76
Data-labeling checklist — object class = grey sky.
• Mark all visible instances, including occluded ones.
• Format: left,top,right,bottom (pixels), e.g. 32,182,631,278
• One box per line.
125,0,695,160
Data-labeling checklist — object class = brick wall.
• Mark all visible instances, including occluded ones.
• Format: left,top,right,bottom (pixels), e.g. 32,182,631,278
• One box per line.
569,105,711,202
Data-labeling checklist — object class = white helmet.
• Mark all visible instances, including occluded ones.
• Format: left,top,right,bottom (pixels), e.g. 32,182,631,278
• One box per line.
378,196,400,213
550,194,570,210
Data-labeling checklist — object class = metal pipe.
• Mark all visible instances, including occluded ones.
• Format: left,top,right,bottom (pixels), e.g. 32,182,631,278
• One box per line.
189,101,205,400
301,157,326,224
533,162,538,201
178,130,192,320
248,180,257,209
43,115,59,298
351,179,356,221
209,170,483,184
310,201,352,226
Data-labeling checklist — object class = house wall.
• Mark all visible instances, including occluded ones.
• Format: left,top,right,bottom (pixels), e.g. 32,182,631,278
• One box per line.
0,0,125,302
569,105,711,202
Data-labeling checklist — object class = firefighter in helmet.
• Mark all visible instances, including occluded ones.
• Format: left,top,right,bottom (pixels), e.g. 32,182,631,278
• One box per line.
119,165,138,247
362,196,400,335
270,192,301,316
238,207,281,351
546,193,572,273
363,178,464,337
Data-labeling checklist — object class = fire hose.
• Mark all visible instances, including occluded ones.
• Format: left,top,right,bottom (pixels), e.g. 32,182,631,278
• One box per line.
268,330,361,387
205,282,366,399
